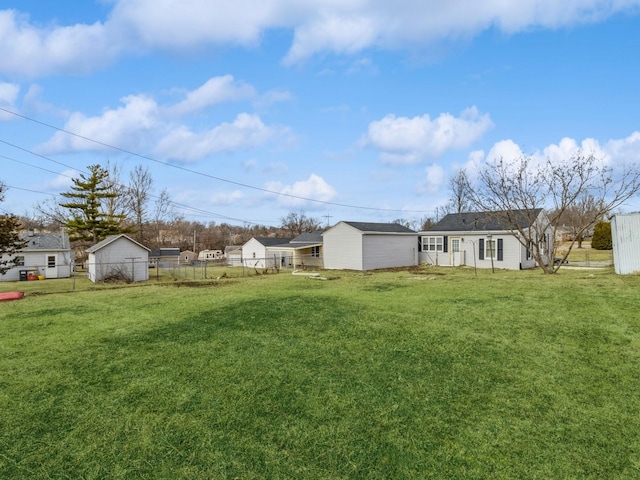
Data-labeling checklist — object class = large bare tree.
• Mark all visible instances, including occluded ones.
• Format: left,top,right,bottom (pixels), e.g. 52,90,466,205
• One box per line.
127,165,153,244
280,211,322,236
466,152,640,273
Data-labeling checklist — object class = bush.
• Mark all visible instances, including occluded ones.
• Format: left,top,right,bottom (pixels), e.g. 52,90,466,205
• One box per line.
591,221,612,250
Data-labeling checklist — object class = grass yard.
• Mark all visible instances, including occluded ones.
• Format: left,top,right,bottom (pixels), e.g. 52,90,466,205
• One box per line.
2,266,640,478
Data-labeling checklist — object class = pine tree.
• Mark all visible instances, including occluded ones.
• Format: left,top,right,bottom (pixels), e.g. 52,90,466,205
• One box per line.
60,165,130,244
0,183,28,275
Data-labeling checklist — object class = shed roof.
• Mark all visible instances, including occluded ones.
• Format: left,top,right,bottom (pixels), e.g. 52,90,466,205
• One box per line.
427,209,543,232
338,221,416,233
86,234,150,253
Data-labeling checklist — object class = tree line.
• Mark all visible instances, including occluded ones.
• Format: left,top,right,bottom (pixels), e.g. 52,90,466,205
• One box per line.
2,151,639,275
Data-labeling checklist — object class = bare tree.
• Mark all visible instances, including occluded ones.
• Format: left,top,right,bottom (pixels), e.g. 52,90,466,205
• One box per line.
551,193,604,248
103,161,130,222
466,152,640,273
280,211,322,236
127,165,153,244
448,169,472,214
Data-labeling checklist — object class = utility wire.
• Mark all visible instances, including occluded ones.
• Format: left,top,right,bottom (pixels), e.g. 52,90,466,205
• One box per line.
0,106,433,215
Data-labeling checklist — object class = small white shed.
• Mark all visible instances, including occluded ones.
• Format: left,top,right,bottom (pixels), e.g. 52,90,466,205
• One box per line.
611,213,640,274
322,221,418,271
242,237,293,269
86,234,150,283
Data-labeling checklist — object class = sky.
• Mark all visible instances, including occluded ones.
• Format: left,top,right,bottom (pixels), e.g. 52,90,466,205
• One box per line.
1,0,640,230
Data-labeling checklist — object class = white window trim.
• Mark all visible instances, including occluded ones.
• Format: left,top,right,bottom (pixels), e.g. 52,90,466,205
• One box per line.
421,236,443,252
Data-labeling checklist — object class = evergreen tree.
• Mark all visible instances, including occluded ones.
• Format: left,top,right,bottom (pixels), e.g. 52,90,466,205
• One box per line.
0,183,28,275
60,165,130,244
591,221,612,250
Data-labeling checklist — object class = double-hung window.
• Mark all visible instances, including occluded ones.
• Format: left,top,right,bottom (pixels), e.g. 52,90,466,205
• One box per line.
421,236,443,252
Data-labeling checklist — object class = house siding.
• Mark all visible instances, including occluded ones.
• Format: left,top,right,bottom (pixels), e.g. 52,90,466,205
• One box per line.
242,238,268,268
323,223,364,270
88,237,149,282
419,232,530,270
1,233,73,282
362,234,418,270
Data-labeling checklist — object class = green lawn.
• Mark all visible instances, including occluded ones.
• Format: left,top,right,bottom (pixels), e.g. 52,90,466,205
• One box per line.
2,266,640,478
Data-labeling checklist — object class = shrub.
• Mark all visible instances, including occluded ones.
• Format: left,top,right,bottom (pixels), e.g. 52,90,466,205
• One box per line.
591,221,612,250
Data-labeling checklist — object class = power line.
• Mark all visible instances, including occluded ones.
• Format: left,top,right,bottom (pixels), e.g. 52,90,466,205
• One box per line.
0,106,433,215
0,148,279,226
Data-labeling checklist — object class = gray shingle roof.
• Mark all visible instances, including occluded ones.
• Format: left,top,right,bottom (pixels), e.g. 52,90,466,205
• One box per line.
341,221,416,233
254,237,294,247
291,230,324,243
20,232,70,250
427,209,543,232
86,234,150,253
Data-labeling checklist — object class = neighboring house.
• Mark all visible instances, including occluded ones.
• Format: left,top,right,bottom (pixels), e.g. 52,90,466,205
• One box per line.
611,212,640,274
419,209,550,270
1,231,73,281
149,247,180,268
322,221,418,271
224,246,243,266
86,234,150,283
180,250,198,264
242,237,293,269
265,230,324,269
198,249,224,261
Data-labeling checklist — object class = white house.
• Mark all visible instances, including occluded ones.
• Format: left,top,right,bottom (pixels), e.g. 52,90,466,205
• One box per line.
1,231,73,282
265,231,324,269
419,209,551,270
86,234,150,283
241,237,293,269
611,212,640,274
322,221,418,271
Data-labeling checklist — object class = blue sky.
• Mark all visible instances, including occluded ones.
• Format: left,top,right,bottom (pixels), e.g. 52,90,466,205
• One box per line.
1,1,640,229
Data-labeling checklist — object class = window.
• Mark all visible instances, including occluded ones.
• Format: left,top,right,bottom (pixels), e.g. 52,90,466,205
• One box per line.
14,255,25,266
486,240,496,260
421,236,443,252
47,255,56,268
311,246,320,258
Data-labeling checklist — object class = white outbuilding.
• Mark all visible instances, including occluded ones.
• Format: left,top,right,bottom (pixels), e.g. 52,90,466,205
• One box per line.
322,221,418,271
86,234,150,283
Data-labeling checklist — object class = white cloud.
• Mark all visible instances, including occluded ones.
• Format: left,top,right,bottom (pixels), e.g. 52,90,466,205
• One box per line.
39,94,161,153
209,190,244,205
168,75,256,117
265,173,337,207
605,131,640,164
0,10,118,78
3,1,640,77
43,169,79,190
36,77,291,160
254,89,294,108
417,163,446,194
155,113,290,162
0,81,19,120
365,106,493,165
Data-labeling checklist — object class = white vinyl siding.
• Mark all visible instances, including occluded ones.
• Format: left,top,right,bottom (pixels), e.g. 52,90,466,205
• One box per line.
323,223,418,271
323,223,364,270
88,237,149,282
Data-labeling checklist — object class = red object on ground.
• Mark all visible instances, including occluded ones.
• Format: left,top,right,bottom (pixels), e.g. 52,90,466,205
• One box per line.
0,291,25,301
